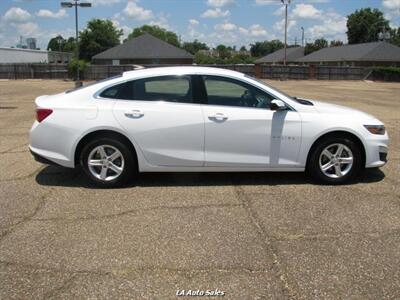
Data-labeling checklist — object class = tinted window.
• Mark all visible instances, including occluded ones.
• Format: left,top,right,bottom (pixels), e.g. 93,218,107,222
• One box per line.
203,75,274,109
132,76,193,103
99,82,130,99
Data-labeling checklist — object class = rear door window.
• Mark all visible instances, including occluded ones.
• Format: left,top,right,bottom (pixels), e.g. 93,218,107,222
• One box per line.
132,76,193,103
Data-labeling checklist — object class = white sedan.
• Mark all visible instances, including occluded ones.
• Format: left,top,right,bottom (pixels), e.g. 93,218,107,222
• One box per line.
29,66,388,187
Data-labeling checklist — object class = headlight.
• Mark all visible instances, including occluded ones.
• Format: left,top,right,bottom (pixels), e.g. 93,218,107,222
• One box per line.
364,125,386,135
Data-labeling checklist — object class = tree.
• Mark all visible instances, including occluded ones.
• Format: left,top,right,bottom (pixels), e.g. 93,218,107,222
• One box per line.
239,45,247,52
330,40,344,47
63,37,76,53
127,25,180,47
182,39,208,54
215,44,231,59
304,38,328,55
347,8,390,44
47,35,76,53
79,19,123,61
47,35,65,51
250,40,284,57
390,27,400,46
194,52,216,64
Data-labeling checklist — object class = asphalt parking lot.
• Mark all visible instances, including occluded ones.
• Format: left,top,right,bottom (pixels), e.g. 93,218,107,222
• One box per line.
0,79,399,299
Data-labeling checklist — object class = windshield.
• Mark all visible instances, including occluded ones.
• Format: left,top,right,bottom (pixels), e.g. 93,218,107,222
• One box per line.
65,75,123,93
244,74,294,100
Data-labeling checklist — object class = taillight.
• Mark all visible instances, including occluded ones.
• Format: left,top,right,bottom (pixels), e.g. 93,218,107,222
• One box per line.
36,108,53,122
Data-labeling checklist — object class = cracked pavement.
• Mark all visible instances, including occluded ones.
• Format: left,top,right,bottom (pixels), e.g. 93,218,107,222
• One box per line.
0,80,399,299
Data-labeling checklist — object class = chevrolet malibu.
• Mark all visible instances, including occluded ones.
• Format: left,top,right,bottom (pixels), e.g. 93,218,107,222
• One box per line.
29,66,388,187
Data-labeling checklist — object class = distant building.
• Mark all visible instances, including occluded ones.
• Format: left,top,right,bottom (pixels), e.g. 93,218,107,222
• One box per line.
296,42,400,67
92,33,193,65
26,38,37,50
255,47,305,65
198,49,251,57
0,47,73,64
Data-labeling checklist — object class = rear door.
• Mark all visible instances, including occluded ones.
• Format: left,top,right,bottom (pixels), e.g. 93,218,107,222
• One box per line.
111,75,205,167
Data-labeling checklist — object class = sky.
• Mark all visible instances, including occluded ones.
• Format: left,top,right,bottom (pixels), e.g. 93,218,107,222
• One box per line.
0,0,399,50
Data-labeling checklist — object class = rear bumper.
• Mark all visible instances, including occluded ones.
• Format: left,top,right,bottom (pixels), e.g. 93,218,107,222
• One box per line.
29,145,74,168
30,149,59,166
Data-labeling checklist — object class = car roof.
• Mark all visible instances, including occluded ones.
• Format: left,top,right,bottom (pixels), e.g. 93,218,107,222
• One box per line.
122,66,246,79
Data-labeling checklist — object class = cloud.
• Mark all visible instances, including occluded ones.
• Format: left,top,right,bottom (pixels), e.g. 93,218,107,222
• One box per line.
91,0,122,6
201,8,230,18
112,19,131,41
149,13,172,30
36,9,68,18
382,0,400,23
123,1,154,20
306,12,347,41
207,0,234,7
255,0,329,5
3,7,31,22
215,21,237,30
189,19,199,26
12,22,39,36
273,18,297,32
247,24,268,37
382,0,400,9
292,4,323,19
255,0,279,5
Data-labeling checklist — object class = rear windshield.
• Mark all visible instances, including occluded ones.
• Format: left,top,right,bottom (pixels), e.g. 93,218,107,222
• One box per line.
65,75,123,93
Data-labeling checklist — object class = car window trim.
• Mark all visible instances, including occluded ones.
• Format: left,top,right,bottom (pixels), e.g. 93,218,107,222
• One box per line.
94,74,196,104
200,74,293,111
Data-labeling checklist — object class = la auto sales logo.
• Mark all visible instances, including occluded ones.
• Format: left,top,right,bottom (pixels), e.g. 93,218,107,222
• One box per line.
176,289,225,297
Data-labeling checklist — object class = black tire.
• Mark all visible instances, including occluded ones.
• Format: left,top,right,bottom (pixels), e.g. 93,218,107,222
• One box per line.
307,135,363,184
80,136,137,188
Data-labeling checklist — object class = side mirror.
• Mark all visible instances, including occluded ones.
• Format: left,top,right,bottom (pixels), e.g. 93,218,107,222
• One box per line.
270,99,287,111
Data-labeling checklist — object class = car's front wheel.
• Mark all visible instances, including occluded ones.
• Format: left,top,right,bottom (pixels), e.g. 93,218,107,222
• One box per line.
80,137,136,188
308,136,363,184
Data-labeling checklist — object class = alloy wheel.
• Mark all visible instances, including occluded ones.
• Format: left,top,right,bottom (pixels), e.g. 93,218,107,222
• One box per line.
319,143,354,179
87,145,125,181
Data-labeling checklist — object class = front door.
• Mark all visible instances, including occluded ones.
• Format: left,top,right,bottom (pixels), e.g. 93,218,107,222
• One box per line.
201,75,301,167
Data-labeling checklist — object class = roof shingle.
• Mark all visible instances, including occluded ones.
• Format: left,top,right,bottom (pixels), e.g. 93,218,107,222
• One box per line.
255,47,304,64
92,33,193,60
297,42,400,63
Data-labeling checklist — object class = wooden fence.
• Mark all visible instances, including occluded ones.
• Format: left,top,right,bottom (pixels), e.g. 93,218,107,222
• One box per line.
0,63,372,81
0,63,68,79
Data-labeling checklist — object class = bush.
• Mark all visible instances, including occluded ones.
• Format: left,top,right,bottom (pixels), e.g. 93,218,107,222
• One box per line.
371,66,400,82
68,59,89,80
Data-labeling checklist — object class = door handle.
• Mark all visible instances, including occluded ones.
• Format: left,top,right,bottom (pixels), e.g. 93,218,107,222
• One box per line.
209,113,228,122
125,109,144,118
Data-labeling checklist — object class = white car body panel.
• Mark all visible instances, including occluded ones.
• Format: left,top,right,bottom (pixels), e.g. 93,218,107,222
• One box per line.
29,66,389,173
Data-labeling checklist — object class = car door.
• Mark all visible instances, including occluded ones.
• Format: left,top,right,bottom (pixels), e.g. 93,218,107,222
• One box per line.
201,75,301,167
111,75,204,167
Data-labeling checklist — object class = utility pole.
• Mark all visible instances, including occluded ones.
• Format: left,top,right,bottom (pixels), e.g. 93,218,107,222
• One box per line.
281,0,291,66
301,26,305,47
61,0,92,87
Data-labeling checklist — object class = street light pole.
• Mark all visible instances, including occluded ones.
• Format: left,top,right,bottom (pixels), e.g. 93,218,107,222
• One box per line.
281,0,291,66
61,0,91,86
301,26,305,47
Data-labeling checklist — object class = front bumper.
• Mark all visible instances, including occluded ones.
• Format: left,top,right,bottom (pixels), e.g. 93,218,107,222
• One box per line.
364,134,389,168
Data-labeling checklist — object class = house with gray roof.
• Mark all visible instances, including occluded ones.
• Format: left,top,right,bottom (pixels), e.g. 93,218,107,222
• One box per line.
92,33,193,65
296,42,400,67
255,47,304,64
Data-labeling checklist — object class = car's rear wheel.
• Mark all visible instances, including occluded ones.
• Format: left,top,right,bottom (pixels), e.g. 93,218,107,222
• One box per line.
80,137,136,188
308,136,362,184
